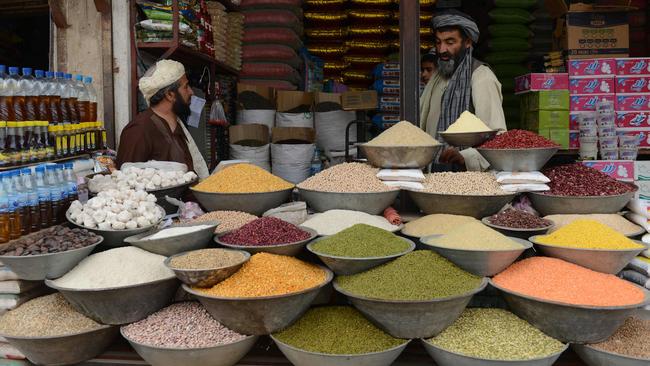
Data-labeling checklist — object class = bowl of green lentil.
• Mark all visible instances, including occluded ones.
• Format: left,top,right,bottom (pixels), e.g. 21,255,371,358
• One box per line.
164,248,250,288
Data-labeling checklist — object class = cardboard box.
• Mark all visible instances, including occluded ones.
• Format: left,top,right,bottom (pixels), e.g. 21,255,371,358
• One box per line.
565,10,629,59
616,76,650,94
616,94,650,111
634,161,650,181
372,114,400,130
314,92,341,106
276,91,314,112
616,111,650,128
514,73,569,94
635,181,650,200
236,83,275,109
570,94,616,111
569,76,615,94
616,58,650,76
229,124,270,146
568,58,616,76
271,127,316,144
341,90,378,111
523,90,570,111
582,160,635,182
548,128,570,149
617,128,650,147
526,110,570,130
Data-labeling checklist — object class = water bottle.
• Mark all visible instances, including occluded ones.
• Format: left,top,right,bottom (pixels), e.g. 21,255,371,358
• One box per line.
20,68,38,162
45,71,61,125
11,169,30,236
21,168,40,232
0,173,9,243
310,148,322,176
55,72,70,124
34,165,51,228
45,165,63,225
54,164,69,219
64,73,79,124
84,76,97,122
3,171,21,239
63,162,78,202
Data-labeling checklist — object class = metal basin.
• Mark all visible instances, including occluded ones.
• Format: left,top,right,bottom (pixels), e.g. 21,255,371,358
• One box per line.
408,190,515,219
191,188,293,216
66,206,165,247
476,147,559,172
490,280,650,343
481,217,554,240
529,191,637,215
421,339,568,366
360,144,442,169
122,328,258,366
149,178,197,215
0,326,118,366
439,131,497,147
214,228,317,257
182,266,333,335
164,249,250,288
0,237,103,281
270,335,410,366
573,344,649,366
45,277,179,325
124,221,219,257
298,188,400,215
333,278,488,339
529,236,647,274
420,237,532,277
306,237,416,275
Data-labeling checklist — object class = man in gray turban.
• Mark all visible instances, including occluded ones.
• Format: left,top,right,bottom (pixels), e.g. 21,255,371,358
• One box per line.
420,10,506,171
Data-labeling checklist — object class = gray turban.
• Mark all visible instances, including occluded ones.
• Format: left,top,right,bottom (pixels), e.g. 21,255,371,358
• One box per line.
432,13,480,44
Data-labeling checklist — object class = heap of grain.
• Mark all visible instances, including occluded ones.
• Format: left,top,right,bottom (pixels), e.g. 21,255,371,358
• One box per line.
366,121,440,146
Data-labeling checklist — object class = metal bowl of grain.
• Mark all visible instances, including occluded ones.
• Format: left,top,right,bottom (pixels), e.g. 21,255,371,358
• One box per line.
164,248,250,288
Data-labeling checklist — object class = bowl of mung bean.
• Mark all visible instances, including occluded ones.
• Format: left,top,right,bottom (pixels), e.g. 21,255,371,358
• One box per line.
124,221,220,257
164,248,250,288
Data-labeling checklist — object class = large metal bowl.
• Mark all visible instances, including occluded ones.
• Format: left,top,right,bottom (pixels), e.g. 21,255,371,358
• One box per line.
306,237,416,275
529,191,637,215
573,343,649,366
270,335,410,366
121,327,258,366
191,188,293,216
182,266,333,335
298,188,400,215
124,221,219,257
408,190,515,219
333,278,488,339
0,237,103,281
360,144,442,169
214,227,317,257
45,277,179,325
421,339,568,366
420,236,532,277
164,249,250,288
476,147,559,172
65,205,165,247
481,217,554,240
0,326,118,366
490,279,650,343
529,236,647,274
439,130,497,147
149,178,198,214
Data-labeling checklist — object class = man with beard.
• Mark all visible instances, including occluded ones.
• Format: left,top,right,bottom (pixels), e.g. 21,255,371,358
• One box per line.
117,59,209,178
420,10,506,171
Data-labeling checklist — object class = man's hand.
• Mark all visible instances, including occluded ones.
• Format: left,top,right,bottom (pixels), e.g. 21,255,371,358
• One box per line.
439,147,466,170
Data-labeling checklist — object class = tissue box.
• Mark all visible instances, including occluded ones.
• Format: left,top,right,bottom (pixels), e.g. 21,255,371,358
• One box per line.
526,110,570,130
569,77,615,94
616,94,650,111
617,128,650,147
616,76,650,94
515,73,569,94
568,58,616,77
570,94,616,111
616,111,650,128
523,90,570,111
582,160,635,182
616,58,650,76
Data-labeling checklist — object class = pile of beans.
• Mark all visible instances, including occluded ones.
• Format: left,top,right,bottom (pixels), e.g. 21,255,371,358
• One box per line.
273,306,406,354
542,164,636,196
310,224,410,258
591,317,650,359
536,219,644,250
188,211,257,234
336,251,482,301
193,164,293,193
168,249,248,270
479,130,559,149
298,163,396,193
427,309,565,361
219,217,311,246
0,226,100,256
0,294,102,337
402,214,477,237
488,209,553,229
493,257,645,307
546,214,642,237
122,302,247,348
426,221,523,251
196,253,326,298
420,172,508,195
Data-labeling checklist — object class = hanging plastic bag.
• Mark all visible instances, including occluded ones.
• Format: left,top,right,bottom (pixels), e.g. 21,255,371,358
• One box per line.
209,98,228,126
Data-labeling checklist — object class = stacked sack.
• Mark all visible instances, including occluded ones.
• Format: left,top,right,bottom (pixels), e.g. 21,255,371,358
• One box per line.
371,62,401,131
236,85,276,131
226,12,244,70
136,2,199,49
206,2,229,64
388,0,436,58
240,0,304,90
314,94,356,159
619,200,650,310
303,0,349,84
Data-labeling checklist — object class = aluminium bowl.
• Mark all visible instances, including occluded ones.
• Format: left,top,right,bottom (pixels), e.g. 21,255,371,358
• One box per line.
481,217,554,240
360,144,442,169
191,188,293,216
298,188,400,215
407,190,515,219
164,249,250,288
528,190,637,215
572,343,649,366
476,147,559,172
148,178,198,215
124,221,219,257
439,130,497,147
214,227,317,257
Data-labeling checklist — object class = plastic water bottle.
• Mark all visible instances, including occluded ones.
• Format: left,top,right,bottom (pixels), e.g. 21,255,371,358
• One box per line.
0,174,9,243
45,71,61,125
64,73,79,124
20,68,38,162
84,76,97,122
310,148,322,176
3,171,21,239
45,165,63,225
54,164,69,218
11,169,30,236
34,165,51,228
55,72,70,124
21,168,40,232
63,162,78,203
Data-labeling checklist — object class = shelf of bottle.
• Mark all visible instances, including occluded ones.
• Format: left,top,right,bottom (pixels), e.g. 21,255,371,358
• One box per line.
136,43,239,76
0,153,92,172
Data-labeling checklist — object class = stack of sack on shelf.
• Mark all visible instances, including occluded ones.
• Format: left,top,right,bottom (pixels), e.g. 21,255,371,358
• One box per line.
226,12,244,70
376,169,424,191
314,93,356,163
616,202,650,311
206,2,229,63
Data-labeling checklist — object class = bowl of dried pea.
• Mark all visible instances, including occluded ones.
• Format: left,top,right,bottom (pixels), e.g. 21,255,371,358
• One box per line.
164,248,250,288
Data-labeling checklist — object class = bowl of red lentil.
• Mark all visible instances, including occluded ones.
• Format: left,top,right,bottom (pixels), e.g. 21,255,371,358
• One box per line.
529,191,638,216
164,248,251,288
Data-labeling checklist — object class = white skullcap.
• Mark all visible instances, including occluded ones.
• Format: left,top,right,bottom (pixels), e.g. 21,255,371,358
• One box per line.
139,59,185,105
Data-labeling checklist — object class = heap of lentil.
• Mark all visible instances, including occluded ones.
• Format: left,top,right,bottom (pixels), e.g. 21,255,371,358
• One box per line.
219,217,311,246
336,251,482,301
420,172,509,195
488,209,553,229
493,257,645,307
188,211,257,234
122,302,247,348
427,309,565,361
366,121,440,146
591,317,650,359
196,253,326,298
542,164,636,196
193,164,294,193
0,226,100,256
545,214,642,237
310,224,410,258
0,294,102,337
402,214,477,237
169,249,248,270
302,210,400,236
536,219,644,250
297,163,397,193
479,130,559,149
444,111,492,133
273,307,406,354
426,221,524,251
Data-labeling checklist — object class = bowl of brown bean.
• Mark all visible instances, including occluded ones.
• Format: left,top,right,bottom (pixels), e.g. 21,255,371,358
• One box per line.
476,147,559,172
164,249,251,288
573,342,649,366
529,191,637,216
214,227,318,257
481,216,554,240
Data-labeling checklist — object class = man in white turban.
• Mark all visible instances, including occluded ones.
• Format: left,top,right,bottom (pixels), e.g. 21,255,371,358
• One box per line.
117,59,209,178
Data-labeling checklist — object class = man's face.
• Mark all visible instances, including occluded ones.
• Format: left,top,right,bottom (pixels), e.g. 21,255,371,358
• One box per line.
175,75,193,104
421,61,435,84
169,75,193,121
435,29,472,78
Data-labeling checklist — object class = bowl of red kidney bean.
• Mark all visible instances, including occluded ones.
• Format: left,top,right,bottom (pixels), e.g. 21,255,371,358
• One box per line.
476,147,559,172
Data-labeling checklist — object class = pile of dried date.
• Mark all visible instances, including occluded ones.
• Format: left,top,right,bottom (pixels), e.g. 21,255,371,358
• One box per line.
0,226,100,256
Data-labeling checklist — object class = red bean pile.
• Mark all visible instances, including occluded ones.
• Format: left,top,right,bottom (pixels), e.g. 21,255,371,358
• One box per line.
488,209,553,229
219,217,311,246
543,164,636,196
480,130,559,149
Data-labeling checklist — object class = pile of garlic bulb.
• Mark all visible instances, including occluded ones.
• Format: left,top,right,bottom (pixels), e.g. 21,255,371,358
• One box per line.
68,189,164,230
88,167,198,193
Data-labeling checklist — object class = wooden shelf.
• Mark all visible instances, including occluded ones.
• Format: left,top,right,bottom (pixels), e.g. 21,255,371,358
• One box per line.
136,42,239,76
0,153,91,172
